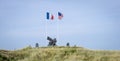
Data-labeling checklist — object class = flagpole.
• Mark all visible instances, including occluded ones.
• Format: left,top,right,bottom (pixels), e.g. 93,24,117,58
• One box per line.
45,19,47,41
57,12,63,43
46,12,49,40
57,19,59,42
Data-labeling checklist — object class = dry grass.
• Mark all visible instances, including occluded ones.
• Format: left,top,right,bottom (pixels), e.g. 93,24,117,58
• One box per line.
0,46,120,61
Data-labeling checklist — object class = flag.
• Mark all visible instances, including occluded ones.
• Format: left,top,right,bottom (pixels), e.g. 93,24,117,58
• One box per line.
46,12,49,20
58,12,63,20
46,12,63,20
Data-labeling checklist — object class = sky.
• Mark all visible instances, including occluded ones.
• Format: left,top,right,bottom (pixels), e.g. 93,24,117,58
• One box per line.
0,0,120,50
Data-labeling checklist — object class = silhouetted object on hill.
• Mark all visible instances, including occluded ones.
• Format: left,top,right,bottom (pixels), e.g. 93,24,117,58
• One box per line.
47,36,57,46
35,43,39,47
66,42,70,47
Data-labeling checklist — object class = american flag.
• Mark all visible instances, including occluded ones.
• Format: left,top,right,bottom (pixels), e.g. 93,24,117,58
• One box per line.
58,12,63,20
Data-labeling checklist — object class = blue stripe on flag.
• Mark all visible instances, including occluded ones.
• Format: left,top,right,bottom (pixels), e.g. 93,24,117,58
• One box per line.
46,12,49,20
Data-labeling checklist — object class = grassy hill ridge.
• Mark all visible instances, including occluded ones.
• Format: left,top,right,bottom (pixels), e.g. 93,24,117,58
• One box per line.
0,46,120,61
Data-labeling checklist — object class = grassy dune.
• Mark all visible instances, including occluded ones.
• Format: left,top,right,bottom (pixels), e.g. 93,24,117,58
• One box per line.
0,46,120,61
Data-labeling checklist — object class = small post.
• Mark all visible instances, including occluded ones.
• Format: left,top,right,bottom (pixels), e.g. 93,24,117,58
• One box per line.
66,42,70,47
35,43,39,48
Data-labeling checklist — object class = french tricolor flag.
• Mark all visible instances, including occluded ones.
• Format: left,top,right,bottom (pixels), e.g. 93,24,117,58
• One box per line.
46,12,54,20
58,12,63,20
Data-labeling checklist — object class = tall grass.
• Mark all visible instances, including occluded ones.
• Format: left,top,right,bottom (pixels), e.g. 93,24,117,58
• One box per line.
0,46,120,61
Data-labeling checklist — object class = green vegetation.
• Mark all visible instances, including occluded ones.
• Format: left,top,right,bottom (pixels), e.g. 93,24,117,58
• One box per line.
0,46,120,61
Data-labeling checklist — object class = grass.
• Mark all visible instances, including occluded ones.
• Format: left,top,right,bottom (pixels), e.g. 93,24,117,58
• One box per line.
0,46,120,61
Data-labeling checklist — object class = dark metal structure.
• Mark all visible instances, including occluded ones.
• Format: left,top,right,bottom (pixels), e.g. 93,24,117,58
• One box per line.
47,36,57,46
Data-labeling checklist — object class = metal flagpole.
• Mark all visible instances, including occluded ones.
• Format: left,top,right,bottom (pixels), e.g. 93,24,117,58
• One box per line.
45,19,47,40
57,19,59,41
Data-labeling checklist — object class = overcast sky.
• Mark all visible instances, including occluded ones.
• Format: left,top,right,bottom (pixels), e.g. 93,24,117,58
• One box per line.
0,0,120,50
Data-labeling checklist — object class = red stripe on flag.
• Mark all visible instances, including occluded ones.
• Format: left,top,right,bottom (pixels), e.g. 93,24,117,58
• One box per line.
58,12,63,20
51,15,54,20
